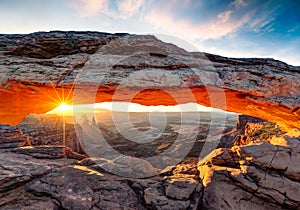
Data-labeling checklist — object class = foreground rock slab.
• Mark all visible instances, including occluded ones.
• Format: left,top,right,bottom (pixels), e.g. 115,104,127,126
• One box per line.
1,132,299,209
0,151,204,209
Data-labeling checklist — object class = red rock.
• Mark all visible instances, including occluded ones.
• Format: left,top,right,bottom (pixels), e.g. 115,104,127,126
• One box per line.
0,124,30,148
0,31,299,131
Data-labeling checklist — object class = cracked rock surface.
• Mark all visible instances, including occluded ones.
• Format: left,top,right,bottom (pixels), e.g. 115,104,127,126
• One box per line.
0,117,299,209
198,122,300,210
0,152,204,210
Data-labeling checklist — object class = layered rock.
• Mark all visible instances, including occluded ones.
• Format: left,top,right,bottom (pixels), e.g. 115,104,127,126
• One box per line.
236,115,266,134
0,124,30,148
18,114,83,154
0,31,299,130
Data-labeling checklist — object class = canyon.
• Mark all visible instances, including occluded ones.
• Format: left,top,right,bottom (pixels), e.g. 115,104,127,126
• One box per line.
0,31,299,209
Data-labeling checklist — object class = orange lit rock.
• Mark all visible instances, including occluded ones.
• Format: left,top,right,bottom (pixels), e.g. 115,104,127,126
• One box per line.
0,31,299,130
198,140,300,209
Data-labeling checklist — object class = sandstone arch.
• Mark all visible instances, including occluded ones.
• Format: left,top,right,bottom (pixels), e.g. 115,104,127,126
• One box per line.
0,31,299,130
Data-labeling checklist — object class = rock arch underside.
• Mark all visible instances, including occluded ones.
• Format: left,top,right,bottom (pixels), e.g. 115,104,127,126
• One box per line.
0,31,300,210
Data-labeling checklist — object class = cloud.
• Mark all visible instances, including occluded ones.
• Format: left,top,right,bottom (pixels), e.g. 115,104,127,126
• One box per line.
247,5,280,34
68,0,143,19
68,0,110,17
68,0,251,40
217,10,233,23
145,9,252,41
248,16,275,33
232,0,247,8
288,26,299,33
117,0,144,19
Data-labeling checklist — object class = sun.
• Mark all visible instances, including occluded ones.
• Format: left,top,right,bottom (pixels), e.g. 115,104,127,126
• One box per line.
58,103,69,111
47,102,73,116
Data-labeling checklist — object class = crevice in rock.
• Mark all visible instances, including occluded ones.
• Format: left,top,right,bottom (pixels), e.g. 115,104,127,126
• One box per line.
126,179,149,209
269,146,279,168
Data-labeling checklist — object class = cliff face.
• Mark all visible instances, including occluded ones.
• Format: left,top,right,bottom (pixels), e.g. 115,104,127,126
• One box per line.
0,31,299,130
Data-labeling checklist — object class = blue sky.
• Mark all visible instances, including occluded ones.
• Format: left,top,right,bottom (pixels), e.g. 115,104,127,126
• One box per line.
1,0,299,65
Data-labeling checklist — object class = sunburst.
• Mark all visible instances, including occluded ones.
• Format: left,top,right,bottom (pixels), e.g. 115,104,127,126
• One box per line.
39,76,78,149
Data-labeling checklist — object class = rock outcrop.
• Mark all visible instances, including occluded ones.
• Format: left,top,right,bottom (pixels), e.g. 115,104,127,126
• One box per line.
197,141,300,209
236,115,267,134
0,31,299,130
0,124,30,148
198,120,300,210
18,114,83,154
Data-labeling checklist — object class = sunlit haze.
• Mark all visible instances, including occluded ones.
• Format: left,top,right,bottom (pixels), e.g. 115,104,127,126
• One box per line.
47,102,228,116
48,102,73,116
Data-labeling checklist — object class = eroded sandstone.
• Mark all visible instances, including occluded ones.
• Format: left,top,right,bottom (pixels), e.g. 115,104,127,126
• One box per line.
0,31,299,130
0,125,30,149
197,121,300,210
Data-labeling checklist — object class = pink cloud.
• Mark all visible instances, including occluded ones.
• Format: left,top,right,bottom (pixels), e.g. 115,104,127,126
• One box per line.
68,0,110,17
217,11,233,23
68,0,253,42
68,0,143,19
117,0,144,19
145,9,252,41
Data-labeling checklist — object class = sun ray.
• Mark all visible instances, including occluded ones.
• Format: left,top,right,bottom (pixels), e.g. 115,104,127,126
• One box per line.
50,82,61,101
50,82,65,104
38,86,61,105
65,77,77,104
61,83,65,103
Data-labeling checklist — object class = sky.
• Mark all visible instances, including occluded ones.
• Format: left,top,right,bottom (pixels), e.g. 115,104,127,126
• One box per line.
0,0,299,65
